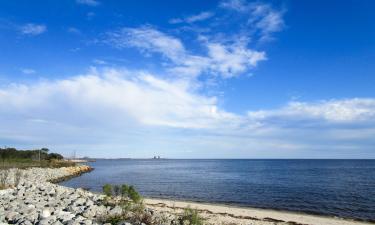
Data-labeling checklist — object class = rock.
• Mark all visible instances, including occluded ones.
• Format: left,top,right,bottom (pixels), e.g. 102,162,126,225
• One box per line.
74,197,86,206
51,221,63,225
37,218,51,225
0,166,172,225
41,209,51,218
55,211,75,222
109,205,122,216
117,222,133,225
5,211,19,222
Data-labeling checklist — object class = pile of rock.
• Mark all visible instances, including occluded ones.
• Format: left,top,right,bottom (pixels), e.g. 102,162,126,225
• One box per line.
0,166,176,225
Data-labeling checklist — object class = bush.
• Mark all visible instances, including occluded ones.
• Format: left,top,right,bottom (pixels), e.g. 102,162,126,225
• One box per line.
103,184,112,197
128,185,142,203
47,153,63,160
113,185,121,196
121,184,129,197
181,207,204,225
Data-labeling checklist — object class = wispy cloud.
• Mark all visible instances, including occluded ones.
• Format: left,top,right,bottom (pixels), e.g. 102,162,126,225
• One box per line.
19,23,46,36
248,99,375,123
92,59,107,65
76,0,100,6
106,27,266,78
20,68,36,74
67,27,81,34
107,27,186,62
169,11,214,24
220,0,285,41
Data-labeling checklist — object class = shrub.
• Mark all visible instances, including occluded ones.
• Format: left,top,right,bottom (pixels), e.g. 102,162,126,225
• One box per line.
181,207,204,225
103,184,112,197
101,183,148,224
121,184,129,197
127,185,142,203
113,185,121,196
47,153,63,160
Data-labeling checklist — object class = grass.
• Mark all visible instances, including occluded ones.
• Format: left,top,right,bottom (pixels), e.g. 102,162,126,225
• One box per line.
0,158,76,169
100,184,205,225
181,207,205,225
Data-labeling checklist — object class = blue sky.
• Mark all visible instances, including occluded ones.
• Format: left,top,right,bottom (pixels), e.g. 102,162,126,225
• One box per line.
0,0,374,158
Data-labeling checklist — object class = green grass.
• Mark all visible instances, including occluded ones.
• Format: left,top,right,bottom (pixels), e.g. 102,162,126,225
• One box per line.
181,207,205,225
0,158,76,169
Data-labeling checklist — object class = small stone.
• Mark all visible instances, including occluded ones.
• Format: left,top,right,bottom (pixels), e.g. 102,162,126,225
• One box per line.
41,209,51,218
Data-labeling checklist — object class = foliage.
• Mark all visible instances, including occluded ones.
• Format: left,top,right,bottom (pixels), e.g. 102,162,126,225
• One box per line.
100,183,204,225
101,183,149,224
0,147,63,161
103,184,112,197
121,184,129,197
46,153,63,160
0,147,70,169
113,184,121,196
181,207,205,225
128,185,142,203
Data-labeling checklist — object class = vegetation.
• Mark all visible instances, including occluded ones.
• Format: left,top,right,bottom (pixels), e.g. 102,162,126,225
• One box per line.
101,183,149,224
100,184,205,225
103,184,112,197
181,207,205,225
0,147,74,169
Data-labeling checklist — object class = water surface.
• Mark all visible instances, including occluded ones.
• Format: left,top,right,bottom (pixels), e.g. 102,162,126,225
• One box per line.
61,159,375,221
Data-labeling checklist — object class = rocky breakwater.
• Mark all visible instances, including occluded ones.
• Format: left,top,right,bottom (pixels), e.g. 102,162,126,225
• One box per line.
0,166,176,225
0,166,111,225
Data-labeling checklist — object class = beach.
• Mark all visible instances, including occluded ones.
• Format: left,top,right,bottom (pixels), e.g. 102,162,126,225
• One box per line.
145,198,373,225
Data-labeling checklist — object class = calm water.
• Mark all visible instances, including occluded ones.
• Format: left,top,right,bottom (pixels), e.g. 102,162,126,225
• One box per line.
61,159,375,221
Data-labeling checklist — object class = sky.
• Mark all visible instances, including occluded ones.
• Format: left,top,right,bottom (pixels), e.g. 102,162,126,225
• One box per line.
0,0,374,158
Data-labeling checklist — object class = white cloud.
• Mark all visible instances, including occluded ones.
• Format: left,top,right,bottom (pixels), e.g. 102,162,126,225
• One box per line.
248,99,375,123
0,68,237,130
220,0,284,41
220,0,248,12
106,27,266,78
206,42,266,78
249,3,285,41
0,69,374,158
20,23,46,36
107,27,186,62
20,68,36,74
76,0,100,6
169,11,214,24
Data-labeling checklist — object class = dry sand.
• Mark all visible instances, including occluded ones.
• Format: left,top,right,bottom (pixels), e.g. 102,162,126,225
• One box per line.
144,198,374,225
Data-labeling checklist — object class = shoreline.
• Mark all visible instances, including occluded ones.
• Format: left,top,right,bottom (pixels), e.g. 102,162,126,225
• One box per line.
144,197,374,225
142,196,374,223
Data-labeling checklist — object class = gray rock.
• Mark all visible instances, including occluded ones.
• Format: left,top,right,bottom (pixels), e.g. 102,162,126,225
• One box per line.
55,211,75,222
109,205,122,216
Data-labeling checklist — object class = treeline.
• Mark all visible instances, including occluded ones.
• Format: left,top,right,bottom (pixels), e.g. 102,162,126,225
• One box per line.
0,147,63,161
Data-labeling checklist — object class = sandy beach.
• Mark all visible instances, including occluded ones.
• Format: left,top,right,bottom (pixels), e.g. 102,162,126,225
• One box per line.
144,198,374,225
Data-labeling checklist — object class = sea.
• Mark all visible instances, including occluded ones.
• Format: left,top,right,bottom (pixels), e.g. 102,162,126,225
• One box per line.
61,159,375,221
